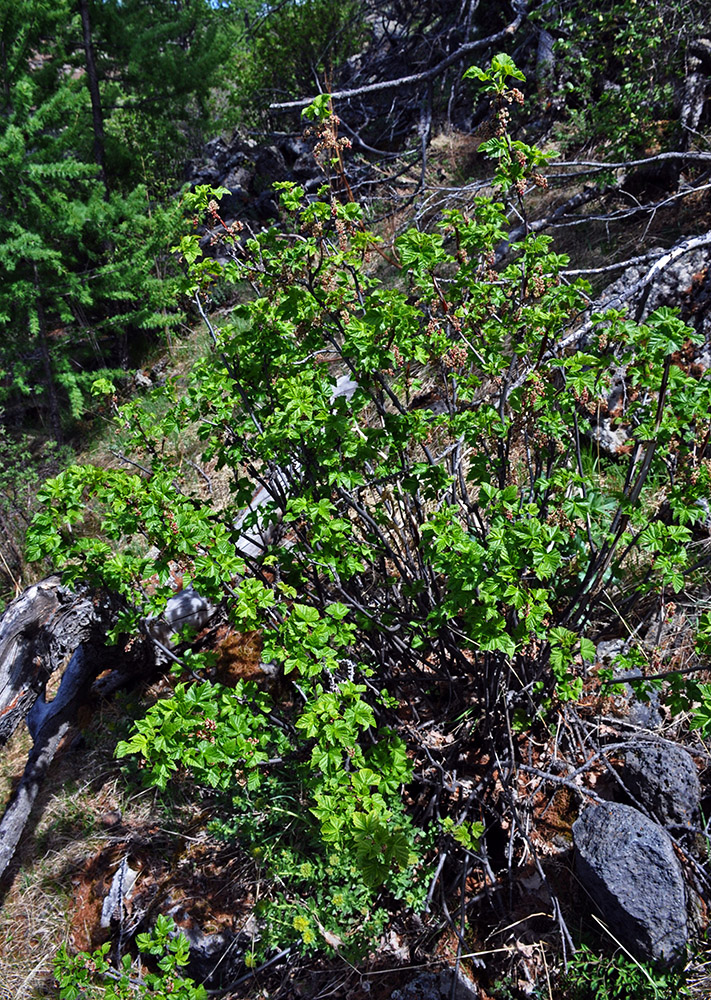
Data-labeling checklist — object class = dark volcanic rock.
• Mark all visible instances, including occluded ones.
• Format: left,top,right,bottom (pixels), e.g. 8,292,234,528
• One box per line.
619,740,700,829
573,802,688,963
186,131,325,227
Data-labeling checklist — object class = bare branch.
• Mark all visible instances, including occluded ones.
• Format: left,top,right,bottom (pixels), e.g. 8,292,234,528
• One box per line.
559,230,711,350
269,10,526,112
548,150,711,176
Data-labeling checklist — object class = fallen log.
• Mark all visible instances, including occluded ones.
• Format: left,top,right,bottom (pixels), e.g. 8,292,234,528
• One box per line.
0,578,150,880
0,576,117,745
0,642,101,879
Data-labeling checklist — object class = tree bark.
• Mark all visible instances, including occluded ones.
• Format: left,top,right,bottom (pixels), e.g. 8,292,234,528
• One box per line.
0,577,111,744
0,643,99,880
681,40,711,148
77,0,106,185
33,276,63,445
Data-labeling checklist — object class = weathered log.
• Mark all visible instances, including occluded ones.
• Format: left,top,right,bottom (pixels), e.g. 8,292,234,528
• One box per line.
0,578,152,880
0,577,117,745
0,642,102,879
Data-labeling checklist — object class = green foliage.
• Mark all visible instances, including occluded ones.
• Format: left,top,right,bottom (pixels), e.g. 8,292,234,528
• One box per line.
465,56,550,194
27,58,711,960
464,52,526,92
88,0,238,192
54,915,207,999
227,0,365,123
441,817,485,851
536,0,709,157
0,0,242,437
559,941,688,999
0,421,71,606
111,671,425,956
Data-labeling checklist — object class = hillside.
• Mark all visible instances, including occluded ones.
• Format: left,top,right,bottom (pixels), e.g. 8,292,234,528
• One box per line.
2,3,711,999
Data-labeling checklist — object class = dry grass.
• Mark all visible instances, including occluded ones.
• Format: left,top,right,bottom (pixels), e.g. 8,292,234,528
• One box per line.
0,690,163,998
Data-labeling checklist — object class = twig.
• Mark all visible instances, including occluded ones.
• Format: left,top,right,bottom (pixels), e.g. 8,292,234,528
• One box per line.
548,150,711,174
425,849,448,912
194,292,219,347
186,459,213,495
110,450,152,476
208,946,292,995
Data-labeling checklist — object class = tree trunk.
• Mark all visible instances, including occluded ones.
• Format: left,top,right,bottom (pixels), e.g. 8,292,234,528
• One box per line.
0,643,98,880
32,277,63,445
77,0,106,185
0,578,110,744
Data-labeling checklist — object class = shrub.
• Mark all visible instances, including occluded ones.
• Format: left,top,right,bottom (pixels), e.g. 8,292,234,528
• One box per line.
558,940,689,999
54,915,207,1000
28,61,711,961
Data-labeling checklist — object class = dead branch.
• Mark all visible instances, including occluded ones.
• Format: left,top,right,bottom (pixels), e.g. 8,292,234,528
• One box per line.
268,8,526,112
547,151,711,177
561,247,666,277
561,229,711,349
495,186,603,262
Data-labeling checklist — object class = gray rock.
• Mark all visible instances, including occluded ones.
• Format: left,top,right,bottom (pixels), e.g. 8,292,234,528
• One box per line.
594,641,664,726
253,145,288,190
332,374,359,401
164,586,213,634
619,740,700,829
146,586,214,649
587,420,630,455
180,923,235,985
293,152,319,178
614,668,664,729
573,802,688,963
390,967,478,999
390,973,441,1000
280,136,310,161
627,694,663,730
595,638,626,664
221,166,252,191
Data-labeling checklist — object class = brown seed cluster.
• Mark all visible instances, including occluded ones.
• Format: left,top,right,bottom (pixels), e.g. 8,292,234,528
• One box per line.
442,345,468,369
307,114,352,162
195,717,218,743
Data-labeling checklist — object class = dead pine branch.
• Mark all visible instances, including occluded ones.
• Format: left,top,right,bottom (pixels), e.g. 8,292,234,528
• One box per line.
268,8,527,113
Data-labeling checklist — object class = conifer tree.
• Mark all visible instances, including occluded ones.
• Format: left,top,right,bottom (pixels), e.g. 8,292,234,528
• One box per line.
0,0,186,438
81,0,236,192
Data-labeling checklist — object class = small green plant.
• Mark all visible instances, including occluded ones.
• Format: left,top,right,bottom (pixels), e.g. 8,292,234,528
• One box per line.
54,915,207,999
113,673,426,957
465,54,551,195
559,941,688,999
